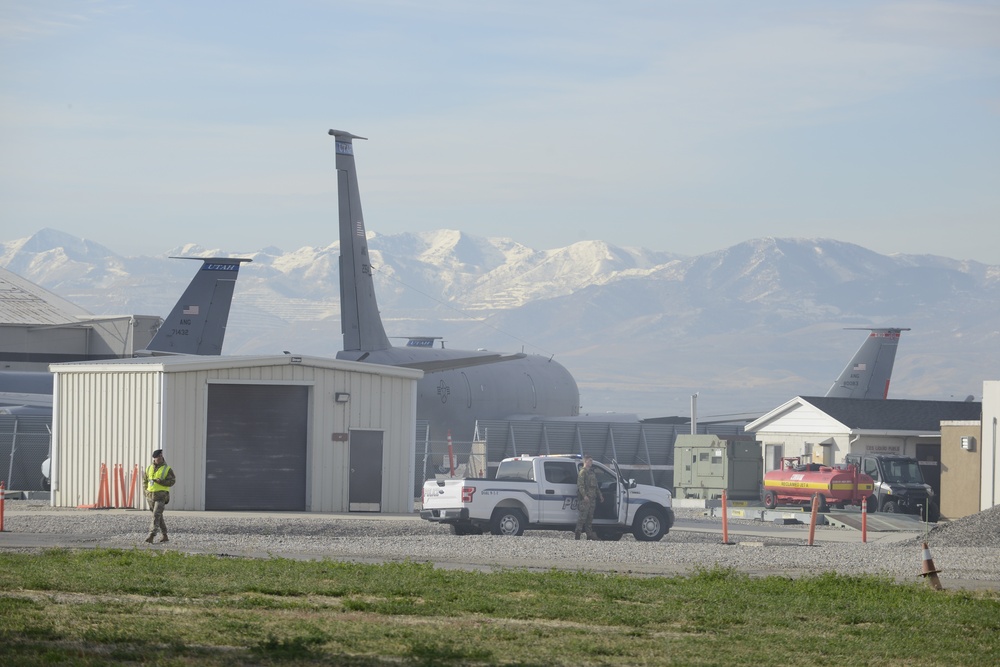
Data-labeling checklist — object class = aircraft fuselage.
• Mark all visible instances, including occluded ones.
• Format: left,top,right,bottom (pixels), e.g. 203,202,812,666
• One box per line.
415,355,579,443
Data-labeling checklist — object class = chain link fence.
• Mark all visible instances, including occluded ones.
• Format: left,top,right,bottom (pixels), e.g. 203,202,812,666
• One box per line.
0,415,52,492
412,418,748,498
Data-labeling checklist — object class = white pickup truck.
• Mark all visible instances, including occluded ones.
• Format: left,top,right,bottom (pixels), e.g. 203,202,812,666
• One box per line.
419,454,674,541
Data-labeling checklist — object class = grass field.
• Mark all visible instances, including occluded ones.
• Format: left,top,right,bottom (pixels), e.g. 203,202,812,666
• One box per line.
1,548,998,666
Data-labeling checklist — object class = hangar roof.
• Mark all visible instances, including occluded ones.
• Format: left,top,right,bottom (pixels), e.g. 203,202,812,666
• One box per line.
0,267,91,325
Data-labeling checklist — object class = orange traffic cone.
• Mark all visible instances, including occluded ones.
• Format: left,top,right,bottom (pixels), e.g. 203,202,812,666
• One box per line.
919,541,944,591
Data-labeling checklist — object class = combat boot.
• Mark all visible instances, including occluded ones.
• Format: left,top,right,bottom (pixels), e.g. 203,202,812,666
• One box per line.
587,531,600,541
159,532,169,543
144,534,155,544
574,530,581,540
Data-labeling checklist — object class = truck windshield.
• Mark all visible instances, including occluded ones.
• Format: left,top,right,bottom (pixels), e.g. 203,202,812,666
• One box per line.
882,459,924,484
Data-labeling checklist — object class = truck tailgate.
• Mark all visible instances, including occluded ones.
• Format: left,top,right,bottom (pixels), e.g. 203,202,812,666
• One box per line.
422,479,470,509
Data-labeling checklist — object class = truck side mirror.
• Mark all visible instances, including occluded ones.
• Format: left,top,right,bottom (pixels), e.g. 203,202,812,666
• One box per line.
627,478,637,489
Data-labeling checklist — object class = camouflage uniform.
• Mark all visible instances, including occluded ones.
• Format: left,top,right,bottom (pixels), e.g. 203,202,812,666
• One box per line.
143,451,176,543
575,460,603,540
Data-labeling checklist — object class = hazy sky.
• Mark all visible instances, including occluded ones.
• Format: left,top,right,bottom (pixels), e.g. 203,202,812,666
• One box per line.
2,1,998,263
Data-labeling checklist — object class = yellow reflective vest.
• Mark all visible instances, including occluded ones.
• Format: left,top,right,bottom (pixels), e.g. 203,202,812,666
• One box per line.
146,464,172,493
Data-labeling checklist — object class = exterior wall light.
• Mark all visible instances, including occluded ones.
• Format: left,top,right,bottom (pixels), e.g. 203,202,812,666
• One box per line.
335,392,350,403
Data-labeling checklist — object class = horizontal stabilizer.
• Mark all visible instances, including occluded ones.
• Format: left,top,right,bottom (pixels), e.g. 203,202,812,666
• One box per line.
337,348,527,373
0,390,53,409
391,352,528,373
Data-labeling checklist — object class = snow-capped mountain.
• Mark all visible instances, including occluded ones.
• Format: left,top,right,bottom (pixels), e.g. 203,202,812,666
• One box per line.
3,228,998,419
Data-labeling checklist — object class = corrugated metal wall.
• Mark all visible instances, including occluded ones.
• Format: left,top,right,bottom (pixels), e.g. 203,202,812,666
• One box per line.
163,361,418,513
161,368,203,510
52,369,162,508
305,364,417,514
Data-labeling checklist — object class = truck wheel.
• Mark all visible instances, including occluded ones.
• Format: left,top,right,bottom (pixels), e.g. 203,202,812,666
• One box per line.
880,500,898,514
763,490,777,510
490,508,526,536
866,496,878,512
631,506,667,542
925,501,940,523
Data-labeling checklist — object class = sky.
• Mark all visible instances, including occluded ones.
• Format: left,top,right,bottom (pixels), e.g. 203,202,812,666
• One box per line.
2,1,999,263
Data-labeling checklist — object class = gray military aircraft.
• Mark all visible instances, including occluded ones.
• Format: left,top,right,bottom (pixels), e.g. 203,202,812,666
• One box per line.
0,256,251,415
328,129,580,443
825,327,910,399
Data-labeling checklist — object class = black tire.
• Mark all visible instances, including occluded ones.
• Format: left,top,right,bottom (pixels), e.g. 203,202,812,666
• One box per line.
881,499,898,514
924,501,940,523
631,505,667,542
763,490,777,510
866,496,878,512
816,494,829,512
490,508,526,536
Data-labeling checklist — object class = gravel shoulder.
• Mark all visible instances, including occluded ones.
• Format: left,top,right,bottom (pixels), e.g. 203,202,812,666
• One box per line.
3,502,999,591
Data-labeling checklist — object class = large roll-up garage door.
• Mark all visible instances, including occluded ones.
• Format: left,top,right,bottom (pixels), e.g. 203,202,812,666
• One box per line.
205,384,309,511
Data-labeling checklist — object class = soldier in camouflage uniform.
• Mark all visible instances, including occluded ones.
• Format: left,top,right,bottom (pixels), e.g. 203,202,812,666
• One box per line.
575,455,604,540
143,449,176,544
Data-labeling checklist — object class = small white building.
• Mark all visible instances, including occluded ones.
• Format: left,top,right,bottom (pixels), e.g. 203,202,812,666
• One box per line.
49,354,421,513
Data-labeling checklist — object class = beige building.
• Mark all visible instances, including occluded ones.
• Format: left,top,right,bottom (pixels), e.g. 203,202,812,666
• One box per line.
940,420,982,519
932,380,1000,519
49,354,421,513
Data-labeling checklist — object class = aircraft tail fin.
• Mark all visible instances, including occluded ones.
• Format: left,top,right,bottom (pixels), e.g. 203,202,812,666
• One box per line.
144,257,252,355
825,327,909,399
329,129,391,353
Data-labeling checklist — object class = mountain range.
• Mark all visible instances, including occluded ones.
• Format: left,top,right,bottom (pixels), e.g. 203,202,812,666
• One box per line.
3,228,998,420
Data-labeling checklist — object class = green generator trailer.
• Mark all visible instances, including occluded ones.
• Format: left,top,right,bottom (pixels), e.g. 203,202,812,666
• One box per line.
674,434,763,501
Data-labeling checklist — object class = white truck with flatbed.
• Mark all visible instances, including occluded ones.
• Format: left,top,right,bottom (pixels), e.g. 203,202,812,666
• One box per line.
419,454,675,541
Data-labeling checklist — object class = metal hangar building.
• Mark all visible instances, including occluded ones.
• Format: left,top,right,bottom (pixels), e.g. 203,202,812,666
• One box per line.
49,354,421,513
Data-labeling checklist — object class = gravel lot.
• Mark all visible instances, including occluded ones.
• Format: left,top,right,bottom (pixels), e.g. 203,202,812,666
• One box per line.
3,501,999,590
